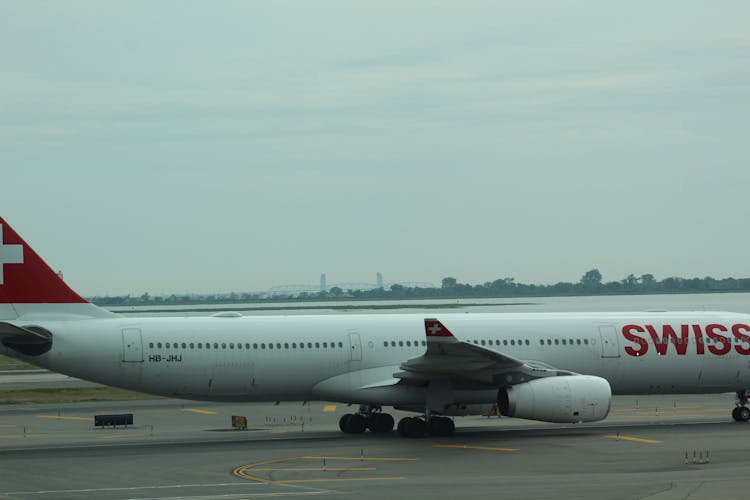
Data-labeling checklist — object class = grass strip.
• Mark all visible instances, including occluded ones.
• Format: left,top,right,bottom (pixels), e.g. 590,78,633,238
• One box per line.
0,355,37,371
0,387,163,405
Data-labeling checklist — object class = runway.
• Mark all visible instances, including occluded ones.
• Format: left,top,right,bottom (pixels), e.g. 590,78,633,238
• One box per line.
1,394,749,500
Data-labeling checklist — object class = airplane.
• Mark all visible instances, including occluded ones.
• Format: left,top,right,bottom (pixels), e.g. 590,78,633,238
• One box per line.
1,215,750,438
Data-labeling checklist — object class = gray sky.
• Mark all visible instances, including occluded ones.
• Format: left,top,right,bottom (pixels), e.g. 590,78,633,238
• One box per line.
2,1,749,296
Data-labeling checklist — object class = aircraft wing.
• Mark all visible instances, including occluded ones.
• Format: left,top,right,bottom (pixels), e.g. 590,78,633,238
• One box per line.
397,318,569,386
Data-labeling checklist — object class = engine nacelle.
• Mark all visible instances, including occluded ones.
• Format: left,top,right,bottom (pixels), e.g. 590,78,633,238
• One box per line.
497,375,611,423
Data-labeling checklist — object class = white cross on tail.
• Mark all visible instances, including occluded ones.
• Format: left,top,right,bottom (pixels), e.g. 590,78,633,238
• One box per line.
0,225,24,284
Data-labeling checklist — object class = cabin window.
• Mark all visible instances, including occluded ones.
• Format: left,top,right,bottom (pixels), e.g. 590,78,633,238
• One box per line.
576,339,581,345
292,343,296,348
322,342,328,348
422,340,426,346
562,339,566,345
276,343,281,349
584,339,589,345
315,342,320,348
399,341,404,347
269,343,274,349
554,339,559,345
221,343,226,349
338,342,343,348
260,343,265,349
190,343,194,349
284,343,289,349
406,341,411,347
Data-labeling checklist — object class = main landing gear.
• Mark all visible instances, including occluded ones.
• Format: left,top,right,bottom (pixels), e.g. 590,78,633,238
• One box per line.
732,390,750,422
337,406,456,438
397,416,455,438
339,406,395,434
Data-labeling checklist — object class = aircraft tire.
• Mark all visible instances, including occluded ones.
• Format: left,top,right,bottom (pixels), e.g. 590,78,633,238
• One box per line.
739,406,750,422
397,417,411,436
370,413,395,433
404,417,427,438
428,417,454,436
732,407,741,421
346,413,367,433
339,414,354,433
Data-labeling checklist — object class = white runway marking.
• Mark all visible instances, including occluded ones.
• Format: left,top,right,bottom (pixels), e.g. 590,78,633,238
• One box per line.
3,481,333,499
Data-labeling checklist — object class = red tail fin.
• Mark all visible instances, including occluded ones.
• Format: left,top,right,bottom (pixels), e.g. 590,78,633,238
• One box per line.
424,318,455,338
0,217,87,304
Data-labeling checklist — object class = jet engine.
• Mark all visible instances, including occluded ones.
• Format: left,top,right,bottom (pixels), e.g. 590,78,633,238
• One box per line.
497,375,611,423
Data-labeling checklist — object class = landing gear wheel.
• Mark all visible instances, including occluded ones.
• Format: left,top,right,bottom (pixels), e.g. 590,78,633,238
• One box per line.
369,413,395,433
397,417,410,436
404,417,427,438
339,414,353,432
346,413,367,433
339,413,366,433
732,407,741,421
428,416,455,436
739,406,750,422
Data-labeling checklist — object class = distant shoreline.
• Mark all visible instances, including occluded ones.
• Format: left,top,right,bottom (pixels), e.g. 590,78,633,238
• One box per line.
111,301,539,314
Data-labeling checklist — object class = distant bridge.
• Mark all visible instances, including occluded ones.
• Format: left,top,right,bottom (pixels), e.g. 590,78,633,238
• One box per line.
266,281,437,295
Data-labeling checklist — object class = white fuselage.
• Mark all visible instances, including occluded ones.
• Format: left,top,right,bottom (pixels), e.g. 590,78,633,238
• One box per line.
4,311,750,408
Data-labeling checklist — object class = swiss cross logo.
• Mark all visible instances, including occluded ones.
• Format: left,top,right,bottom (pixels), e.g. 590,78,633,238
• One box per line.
0,224,24,285
425,319,453,337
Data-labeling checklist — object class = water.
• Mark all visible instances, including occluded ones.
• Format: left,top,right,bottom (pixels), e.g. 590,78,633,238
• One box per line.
107,292,750,317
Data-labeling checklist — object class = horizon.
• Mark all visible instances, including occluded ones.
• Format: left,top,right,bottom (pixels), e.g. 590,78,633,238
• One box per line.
3,2,749,296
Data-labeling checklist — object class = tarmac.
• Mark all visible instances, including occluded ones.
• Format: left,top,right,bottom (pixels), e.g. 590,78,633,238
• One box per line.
1,390,749,500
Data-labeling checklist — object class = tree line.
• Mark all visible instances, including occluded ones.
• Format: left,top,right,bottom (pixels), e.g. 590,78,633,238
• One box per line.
90,269,750,306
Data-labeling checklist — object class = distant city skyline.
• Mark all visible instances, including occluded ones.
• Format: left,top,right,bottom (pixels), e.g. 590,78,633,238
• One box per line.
3,2,748,296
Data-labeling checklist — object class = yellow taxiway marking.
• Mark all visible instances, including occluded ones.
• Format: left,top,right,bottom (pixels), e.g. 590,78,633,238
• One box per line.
613,405,706,413
37,415,93,421
182,408,217,415
604,434,662,444
615,413,723,420
302,456,417,461
0,424,17,428
97,433,145,440
433,444,519,452
234,455,417,484
271,430,287,435
255,467,377,472
277,477,406,484
322,405,337,412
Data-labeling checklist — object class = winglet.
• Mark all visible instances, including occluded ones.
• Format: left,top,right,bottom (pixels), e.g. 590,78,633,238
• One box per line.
425,318,455,338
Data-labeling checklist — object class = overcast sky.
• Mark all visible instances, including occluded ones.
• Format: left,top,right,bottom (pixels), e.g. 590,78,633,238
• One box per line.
1,1,749,296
